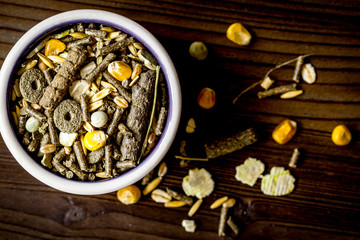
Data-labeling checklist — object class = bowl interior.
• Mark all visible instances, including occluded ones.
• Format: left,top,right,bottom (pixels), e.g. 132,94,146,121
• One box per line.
0,10,181,195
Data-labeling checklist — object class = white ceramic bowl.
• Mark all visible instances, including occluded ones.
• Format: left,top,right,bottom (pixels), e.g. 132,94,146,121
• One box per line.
0,10,181,195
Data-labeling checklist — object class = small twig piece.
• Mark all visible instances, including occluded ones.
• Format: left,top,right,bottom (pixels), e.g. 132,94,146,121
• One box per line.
289,148,300,168
175,155,209,161
233,54,312,104
227,216,240,235
257,83,297,99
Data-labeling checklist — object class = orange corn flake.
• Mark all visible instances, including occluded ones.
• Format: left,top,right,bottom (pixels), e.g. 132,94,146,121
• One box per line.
44,39,66,56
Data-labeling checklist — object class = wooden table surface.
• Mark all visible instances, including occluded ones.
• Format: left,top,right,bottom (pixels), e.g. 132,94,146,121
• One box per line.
1,1,360,239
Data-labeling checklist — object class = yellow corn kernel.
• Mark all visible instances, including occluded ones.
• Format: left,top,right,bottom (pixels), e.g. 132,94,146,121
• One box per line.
117,185,141,205
197,87,216,109
83,130,106,151
226,23,251,46
108,61,132,81
332,124,351,146
272,119,297,144
44,39,66,56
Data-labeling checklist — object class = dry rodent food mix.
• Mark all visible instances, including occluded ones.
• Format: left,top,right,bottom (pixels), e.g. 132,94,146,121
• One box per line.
9,22,169,181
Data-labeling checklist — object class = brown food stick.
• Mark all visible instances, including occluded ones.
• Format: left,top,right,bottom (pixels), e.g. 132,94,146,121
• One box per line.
39,46,87,110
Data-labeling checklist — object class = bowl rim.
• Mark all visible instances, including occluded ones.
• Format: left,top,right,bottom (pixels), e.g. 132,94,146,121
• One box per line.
0,9,181,195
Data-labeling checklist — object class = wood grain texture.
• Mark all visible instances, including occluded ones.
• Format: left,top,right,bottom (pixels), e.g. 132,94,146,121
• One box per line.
0,0,359,239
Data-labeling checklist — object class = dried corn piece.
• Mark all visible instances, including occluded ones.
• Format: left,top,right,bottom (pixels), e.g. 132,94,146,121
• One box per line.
44,39,66,56
182,168,214,199
235,157,265,186
226,23,251,46
272,119,297,145
261,167,295,196
83,130,106,151
117,185,141,205
108,61,132,81
332,124,352,146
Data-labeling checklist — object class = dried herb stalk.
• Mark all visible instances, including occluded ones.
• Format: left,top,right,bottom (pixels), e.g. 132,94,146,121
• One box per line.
257,83,297,99
204,128,257,159
166,188,193,206
120,69,156,161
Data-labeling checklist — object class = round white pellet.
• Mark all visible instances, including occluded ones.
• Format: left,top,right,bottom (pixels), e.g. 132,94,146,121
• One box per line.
25,117,41,133
91,111,108,128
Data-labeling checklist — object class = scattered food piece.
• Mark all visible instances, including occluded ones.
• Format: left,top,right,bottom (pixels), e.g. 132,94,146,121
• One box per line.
90,111,108,128
143,177,162,195
80,61,96,79
188,198,203,217
44,39,66,56
292,55,305,83
226,23,251,46
210,196,228,209
235,157,265,186
117,185,141,205
204,128,257,159
280,90,303,99
151,189,172,203
189,41,208,60
166,188,193,206
260,76,274,90
197,87,216,109
257,83,297,99
41,153,52,168
301,63,316,84
59,132,78,147
185,118,196,134
182,219,197,233
164,201,186,208
227,216,239,235
108,60,132,81
83,130,106,151
157,162,168,178
25,117,41,133
218,198,236,236
272,119,297,145
288,148,300,168
332,124,352,146
182,168,214,199
261,167,295,196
